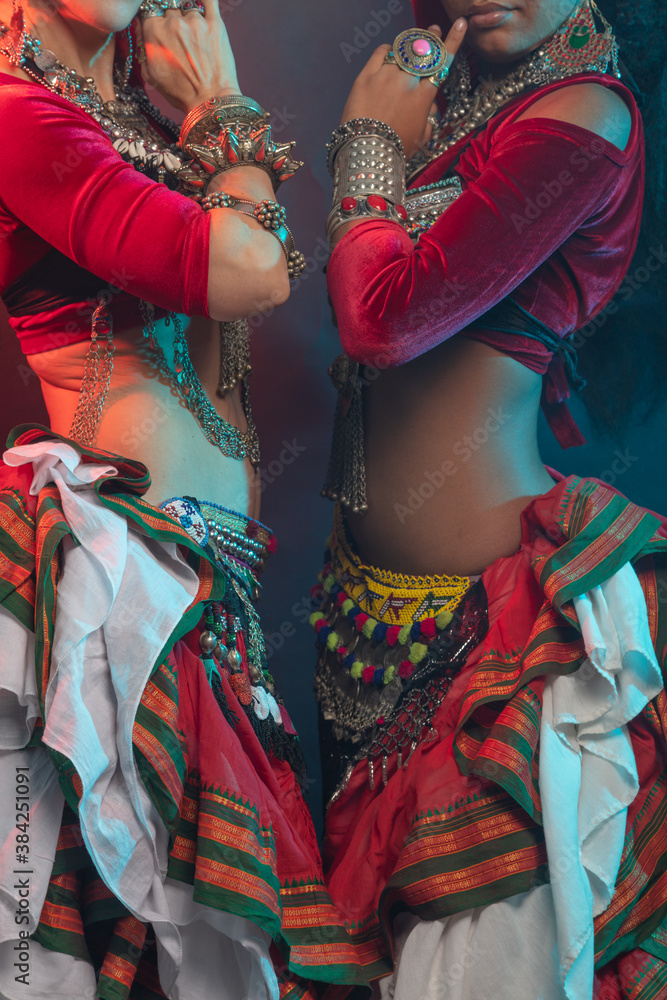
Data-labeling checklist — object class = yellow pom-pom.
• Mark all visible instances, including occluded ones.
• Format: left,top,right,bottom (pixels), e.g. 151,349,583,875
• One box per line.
362,618,378,639
309,612,325,627
398,625,412,646
408,642,428,664
383,665,396,685
350,661,364,680
326,631,340,651
341,599,354,614
435,609,453,630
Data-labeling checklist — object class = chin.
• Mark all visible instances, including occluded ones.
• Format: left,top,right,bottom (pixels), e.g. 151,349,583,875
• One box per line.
467,29,532,65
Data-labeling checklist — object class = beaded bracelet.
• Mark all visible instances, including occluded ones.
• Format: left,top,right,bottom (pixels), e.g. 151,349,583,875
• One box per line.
202,192,306,279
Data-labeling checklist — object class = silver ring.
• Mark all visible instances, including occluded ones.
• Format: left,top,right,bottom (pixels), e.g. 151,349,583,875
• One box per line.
179,0,206,13
138,0,180,18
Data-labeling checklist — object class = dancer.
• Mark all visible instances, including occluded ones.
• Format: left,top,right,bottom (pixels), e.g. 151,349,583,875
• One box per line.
0,1,363,997
315,1,667,997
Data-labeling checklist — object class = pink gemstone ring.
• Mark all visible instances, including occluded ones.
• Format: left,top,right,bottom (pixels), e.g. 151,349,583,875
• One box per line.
383,28,450,89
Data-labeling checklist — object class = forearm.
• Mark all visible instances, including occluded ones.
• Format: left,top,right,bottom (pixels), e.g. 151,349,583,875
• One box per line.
206,165,290,322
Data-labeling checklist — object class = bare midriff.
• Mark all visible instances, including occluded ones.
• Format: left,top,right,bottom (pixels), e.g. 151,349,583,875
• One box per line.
345,336,557,578
28,313,260,515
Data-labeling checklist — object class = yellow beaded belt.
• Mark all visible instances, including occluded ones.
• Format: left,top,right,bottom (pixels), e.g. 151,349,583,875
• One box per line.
311,505,473,688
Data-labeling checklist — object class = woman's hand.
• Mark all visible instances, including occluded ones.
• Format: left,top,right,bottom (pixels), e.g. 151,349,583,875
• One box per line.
135,0,240,113
340,19,468,160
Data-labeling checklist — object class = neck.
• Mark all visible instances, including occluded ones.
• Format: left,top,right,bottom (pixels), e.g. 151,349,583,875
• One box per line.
4,3,119,101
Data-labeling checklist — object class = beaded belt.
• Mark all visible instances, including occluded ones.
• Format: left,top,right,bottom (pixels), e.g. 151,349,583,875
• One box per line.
159,497,306,782
313,507,488,803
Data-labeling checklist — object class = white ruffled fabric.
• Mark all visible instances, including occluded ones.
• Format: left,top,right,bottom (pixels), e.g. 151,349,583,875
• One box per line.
0,441,278,1000
377,562,662,1000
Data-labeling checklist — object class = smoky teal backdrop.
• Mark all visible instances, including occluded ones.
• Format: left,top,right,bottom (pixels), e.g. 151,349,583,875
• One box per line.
0,0,665,834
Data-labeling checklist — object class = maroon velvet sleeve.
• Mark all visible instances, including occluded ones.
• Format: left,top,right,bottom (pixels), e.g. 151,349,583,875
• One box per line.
0,80,210,317
327,123,630,368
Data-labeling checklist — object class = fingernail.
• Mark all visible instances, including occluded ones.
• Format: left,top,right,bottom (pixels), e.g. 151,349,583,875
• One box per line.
454,17,467,30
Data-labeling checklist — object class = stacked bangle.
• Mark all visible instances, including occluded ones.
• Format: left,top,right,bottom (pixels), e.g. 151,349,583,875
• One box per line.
180,96,303,191
202,192,306,279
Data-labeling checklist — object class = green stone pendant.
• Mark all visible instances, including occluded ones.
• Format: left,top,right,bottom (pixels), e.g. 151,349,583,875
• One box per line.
569,26,591,49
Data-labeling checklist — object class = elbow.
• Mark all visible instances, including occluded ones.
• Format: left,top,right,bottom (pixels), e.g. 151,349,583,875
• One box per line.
207,260,290,323
338,316,404,370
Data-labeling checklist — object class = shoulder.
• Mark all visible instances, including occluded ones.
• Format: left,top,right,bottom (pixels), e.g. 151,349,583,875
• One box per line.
515,81,633,151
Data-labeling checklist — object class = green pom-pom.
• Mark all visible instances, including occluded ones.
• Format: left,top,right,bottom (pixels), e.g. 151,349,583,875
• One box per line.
326,631,340,651
435,609,453,630
398,625,412,646
341,599,354,614
323,574,336,594
309,612,325,627
409,642,428,664
350,661,364,679
362,618,378,639
383,665,396,685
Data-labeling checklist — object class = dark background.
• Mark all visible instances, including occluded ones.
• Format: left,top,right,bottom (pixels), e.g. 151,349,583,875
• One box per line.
1,0,665,832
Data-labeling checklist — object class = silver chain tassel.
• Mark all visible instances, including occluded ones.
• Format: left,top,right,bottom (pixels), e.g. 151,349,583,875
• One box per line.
68,294,115,447
217,319,252,395
321,354,368,514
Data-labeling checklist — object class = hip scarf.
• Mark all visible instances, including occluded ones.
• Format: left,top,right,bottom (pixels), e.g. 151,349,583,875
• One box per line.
314,479,667,997
0,425,366,1000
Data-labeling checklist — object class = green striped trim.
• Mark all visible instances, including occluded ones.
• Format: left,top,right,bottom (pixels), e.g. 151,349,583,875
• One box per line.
132,660,185,843
547,482,665,607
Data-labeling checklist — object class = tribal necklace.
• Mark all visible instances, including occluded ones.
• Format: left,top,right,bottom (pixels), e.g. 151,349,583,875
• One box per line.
408,0,620,178
0,5,201,191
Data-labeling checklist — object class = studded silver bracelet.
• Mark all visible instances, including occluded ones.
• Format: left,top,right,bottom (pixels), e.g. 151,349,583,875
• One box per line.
326,135,408,244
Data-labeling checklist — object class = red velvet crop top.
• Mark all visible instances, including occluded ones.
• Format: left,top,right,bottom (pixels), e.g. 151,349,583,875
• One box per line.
326,74,644,448
0,72,211,354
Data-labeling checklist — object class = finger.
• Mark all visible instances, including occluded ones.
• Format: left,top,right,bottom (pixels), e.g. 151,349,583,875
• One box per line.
365,43,393,74
427,24,443,37
443,16,468,63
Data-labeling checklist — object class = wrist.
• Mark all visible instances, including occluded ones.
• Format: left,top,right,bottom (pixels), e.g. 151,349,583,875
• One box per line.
185,86,242,114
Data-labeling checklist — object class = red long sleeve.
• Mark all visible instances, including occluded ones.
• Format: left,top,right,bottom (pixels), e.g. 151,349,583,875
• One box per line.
327,117,641,369
0,76,210,320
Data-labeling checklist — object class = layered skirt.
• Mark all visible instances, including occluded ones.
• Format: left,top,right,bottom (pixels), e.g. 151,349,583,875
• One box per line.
0,425,366,1000
313,474,667,1000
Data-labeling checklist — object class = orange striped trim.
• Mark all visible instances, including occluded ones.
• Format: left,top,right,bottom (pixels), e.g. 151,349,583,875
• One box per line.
194,857,281,915
39,899,85,936
132,722,183,805
139,680,179,730
197,812,276,865
99,952,137,988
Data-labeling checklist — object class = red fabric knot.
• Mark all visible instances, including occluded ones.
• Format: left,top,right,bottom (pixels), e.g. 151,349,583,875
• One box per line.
362,665,375,684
